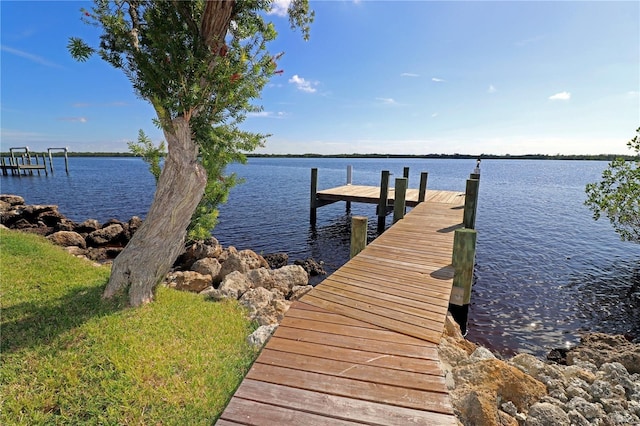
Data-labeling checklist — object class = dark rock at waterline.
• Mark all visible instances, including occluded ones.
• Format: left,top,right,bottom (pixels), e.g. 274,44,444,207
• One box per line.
547,348,569,365
0,194,138,261
263,252,289,269
294,257,326,276
567,332,640,374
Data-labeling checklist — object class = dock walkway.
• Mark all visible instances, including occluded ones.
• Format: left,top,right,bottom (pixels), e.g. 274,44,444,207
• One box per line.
218,190,466,425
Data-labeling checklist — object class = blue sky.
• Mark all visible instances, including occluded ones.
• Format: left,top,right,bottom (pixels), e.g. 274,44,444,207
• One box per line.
1,1,638,155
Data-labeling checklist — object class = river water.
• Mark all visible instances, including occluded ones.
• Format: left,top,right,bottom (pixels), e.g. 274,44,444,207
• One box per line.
2,156,639,356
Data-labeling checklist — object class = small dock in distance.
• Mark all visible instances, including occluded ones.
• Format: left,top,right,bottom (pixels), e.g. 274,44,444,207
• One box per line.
310,166,469,231
1,147,69,176
316,184,464,207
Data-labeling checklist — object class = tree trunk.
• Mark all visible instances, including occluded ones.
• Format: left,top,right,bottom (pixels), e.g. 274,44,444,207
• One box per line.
103,117,206,306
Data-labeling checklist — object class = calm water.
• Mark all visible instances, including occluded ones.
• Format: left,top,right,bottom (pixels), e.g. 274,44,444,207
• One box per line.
2,157,639,356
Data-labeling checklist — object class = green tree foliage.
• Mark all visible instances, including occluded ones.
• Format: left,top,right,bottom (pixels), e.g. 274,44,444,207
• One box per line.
585,127,640,243
67,1,313,306
128,129,165,182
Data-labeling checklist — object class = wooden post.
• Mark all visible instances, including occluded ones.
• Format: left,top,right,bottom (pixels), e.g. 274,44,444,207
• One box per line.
42,154,48,176
310,168,318,224
403,167,409,179
418,172,428,203
463,178,479,229
470,173,480,180
346,165,352,212
350,216,368,258
48,149,54,173
449,228,477,335
376,170,390,232
393,177,407,223
64,148,69,174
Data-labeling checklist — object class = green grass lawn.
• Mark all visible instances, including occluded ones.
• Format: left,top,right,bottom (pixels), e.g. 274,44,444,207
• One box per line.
0,228,257,425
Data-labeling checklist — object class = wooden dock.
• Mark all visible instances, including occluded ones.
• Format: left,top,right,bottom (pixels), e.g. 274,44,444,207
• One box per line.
218,186,468,425
1,147,69,176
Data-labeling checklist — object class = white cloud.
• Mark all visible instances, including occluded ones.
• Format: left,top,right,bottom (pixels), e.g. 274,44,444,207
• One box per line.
58,117,88,123
375,97,398,106
548,91,571,101
431,112,439,118
401,72,419,77
432,77,446,82
267,0,291,17
488,84,496,94
1,44,62,68
627,91,639,98
247,111,288,118
288,74,317,93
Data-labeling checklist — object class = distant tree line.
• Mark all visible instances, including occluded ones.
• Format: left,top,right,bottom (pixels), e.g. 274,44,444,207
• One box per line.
2,152,636,161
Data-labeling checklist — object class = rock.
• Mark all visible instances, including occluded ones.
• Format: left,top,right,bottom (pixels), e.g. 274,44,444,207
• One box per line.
238,287,274,320
172,271,212,293
567,410,590,426
36,208,65,227
85,247,110,262
452,359,547,413
294,257,326,276
0,194,25,206
501,400,518,417
65,246,87,257
177,237,223,269
510,353,564,385
128,216,143,234
1,204,59,228
290,285,313,301
199,287,226,301
247,325,278,347
191,257,221,278
525,402,570,426
456,390,500,425
21,224,51,236
238,287,291,326
469,347,497,362
76,219,101,234
54,218,77,232
218,271,252,299
46,230,87,249
86,224,125,247
263,252,289,269
215,248,269,285
238,265,308,298
547,348,569,365
566,396,606,421
567,333,640,374
0,200,10,213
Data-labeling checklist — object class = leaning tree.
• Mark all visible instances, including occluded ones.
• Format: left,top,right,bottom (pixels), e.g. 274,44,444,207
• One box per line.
69,0,313,306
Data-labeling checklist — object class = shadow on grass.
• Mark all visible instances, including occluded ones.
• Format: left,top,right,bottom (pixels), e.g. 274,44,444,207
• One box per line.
0,281,127,354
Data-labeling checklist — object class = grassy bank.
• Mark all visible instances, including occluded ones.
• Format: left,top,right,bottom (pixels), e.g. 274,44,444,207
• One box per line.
0,229,257,425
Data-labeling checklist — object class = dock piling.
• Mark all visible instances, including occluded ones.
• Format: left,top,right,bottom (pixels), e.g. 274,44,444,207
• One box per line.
393,177,407,223
376,170,390,232
463,178,480,229
310,168,318,224
449,228,477,334
346,165,352,212
418,172,428,202
350,216,368,258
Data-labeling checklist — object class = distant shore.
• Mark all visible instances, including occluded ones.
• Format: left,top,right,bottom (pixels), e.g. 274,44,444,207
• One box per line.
3,151,636,161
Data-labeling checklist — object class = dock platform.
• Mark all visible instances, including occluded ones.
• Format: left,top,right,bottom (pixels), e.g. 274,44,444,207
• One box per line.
218,188,468,425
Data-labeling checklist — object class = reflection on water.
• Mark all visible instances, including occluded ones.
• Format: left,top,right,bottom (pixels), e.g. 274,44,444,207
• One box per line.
2,157,640,357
